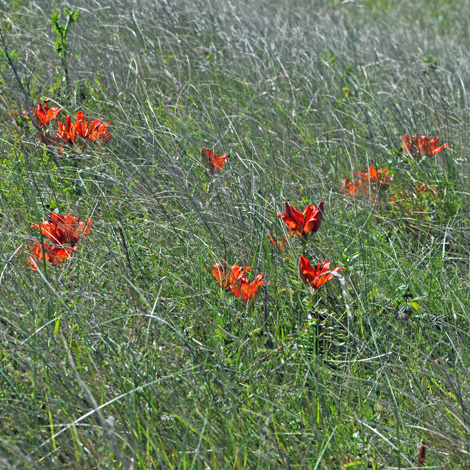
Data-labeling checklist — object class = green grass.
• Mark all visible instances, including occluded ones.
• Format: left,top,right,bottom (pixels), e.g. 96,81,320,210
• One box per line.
1,0,470,468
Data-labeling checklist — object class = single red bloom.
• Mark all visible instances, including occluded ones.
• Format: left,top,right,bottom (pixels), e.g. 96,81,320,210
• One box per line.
24,103,62,127
88,119,112,142
57,116,77,146
342,178,366,197
355,165,393,187
50,212,92,246
230,273,265,304
26,240,72,271
202,148,229,174
212,263,251,291
277,201,324,239
74,111,91,139
420,135,449,155
32,212,91,247
298,256,344,290
402,134,422,158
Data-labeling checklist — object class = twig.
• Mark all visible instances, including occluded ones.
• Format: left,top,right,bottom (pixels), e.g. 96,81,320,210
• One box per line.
0,25,63,172
118,225,135,277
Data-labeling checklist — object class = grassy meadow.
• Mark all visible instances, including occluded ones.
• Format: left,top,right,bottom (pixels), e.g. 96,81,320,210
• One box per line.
1,0,470,467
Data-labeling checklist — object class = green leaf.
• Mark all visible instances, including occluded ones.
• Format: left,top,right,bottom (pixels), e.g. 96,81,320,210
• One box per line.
54,317,61,336
71,11,80,23
50,11,59,25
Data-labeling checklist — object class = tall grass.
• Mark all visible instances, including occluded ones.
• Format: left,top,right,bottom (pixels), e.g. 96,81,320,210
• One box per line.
1,0,470,467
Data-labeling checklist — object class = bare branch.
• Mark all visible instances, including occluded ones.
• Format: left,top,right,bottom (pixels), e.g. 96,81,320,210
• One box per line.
0,25,63,172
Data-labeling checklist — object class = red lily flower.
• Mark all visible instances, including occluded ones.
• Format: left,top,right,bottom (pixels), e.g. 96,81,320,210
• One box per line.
202,148,229,174
212,263,251,291
342,178,366,197
402,134,449,159
230,273,266,304
24,103,62,127
277,201,324,239
420,135,449,155
31,219,68,246
355,165,393,187
298,256,344,290
26,240,72,271
50,212,91,246
32,212,92,247
88,118,112,142
57,116,77,146
402,134,422,158
74,111,91,139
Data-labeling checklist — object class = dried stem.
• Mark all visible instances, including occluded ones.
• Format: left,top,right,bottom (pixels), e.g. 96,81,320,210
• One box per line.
118,225,135,277
0,25,63,172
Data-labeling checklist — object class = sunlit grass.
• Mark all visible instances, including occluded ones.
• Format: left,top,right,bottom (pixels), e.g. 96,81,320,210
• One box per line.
1,0,470,468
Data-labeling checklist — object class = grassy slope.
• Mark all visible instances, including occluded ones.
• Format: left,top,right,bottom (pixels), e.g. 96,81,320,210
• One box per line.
1,0,470,468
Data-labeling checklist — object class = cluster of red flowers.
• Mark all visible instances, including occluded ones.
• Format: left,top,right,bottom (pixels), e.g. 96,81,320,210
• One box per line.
212,263,265,304
57,111,111,146
342,165,393,197
340,135,449,205
215,199,338,298
19,102,111,151
26,212,91,271
275,201,343,290
402,134,449,160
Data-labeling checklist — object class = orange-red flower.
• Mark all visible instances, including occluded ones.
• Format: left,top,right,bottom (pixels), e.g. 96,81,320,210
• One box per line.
212,263,251,291
421,135,449,155
230,273,266,304
342,178,365,197
343,165,393,198
355,165,393,187
26,240,72,271
402,134,449,159
57,116,77,146
299,256,344,290
24,103,62,127
212,263,265,304
277,201,324,239
88,118,112,142
32,212,92,248
202,148,229,174
74,111,91,139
